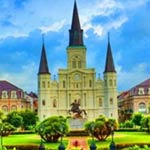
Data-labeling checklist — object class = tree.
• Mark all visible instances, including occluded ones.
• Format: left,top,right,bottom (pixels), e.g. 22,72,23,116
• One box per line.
132,112,143,127
6,111,23,128
0,122,15,136
85,115,117,141
20,110,38,130
141,115,150,134
0,112,16,136
36,116,68,142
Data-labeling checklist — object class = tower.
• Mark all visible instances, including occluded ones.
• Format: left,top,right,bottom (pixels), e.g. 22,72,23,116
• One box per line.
103,33,118,120
38,38,51,121
67,0,86,70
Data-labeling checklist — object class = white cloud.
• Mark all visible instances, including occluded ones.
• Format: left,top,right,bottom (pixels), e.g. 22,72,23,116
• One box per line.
117,63,150,91
0,0,146,39
39,19,66,34
0,62,37,92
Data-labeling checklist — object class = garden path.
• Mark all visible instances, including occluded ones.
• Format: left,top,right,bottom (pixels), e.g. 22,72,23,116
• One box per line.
67,136,89,150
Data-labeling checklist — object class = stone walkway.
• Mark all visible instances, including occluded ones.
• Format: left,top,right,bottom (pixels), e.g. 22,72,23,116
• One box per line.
67,137,89,150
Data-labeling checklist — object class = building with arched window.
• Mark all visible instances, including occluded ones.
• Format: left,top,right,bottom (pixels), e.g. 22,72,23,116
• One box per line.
0,80,38,113
118,78,150,122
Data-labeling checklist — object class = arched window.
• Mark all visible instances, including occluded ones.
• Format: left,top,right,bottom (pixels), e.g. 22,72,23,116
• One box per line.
89,80,92,87
2,105,8,113
53,99,57,108
48,81,50,88
109,79,113,86
11,91,17,99
42,81,45,88
72,60,76,68
110,98,113,105
78,61,81,68
2,91,8,98
42,100,46,106
63,81,66,88
139,102,146,113
99,98,103,107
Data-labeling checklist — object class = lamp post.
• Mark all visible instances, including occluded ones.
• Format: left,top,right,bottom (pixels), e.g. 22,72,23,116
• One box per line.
0,120,3,150
39,124,45,150
89,123,97,150
58,136,65,150
109,124,116,150
58,124,65,150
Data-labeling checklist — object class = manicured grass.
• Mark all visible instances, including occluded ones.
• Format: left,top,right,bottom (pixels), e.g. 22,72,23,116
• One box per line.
91,131,150,149
2,132,150,149
3,134,67,150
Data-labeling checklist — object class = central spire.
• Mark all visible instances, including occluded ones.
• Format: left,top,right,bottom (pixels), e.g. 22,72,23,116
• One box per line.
69,0,84,46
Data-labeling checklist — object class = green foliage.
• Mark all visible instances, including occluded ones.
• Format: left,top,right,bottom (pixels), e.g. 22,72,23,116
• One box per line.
6,111,23,128
36,116,68,143
141,115,150,134
132,112,143,126
124,120,134,128
19,110,38,130
0,122,15,136
85,115,117,141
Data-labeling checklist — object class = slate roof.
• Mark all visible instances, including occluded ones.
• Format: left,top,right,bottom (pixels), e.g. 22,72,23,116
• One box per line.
118,78,150,99
0,80,23,99
130,78,150,96
0,80,22,91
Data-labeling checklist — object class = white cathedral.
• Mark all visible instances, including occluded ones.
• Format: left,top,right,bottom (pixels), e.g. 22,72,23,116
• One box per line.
38,1,118,121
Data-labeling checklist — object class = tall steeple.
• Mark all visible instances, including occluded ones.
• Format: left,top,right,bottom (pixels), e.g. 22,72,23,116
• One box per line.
38,36,50,75
104,33,116,73
69,0,84,46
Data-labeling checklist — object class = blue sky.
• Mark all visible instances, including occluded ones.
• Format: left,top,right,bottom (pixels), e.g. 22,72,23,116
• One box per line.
0,0,150,93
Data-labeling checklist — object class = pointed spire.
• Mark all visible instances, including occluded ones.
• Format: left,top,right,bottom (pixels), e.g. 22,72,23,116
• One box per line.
71,0,81,30
38,35,50,75
69,0,84,46
104,33,116,73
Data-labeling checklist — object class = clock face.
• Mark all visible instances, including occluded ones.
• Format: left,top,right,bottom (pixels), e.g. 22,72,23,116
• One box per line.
74,74,80,80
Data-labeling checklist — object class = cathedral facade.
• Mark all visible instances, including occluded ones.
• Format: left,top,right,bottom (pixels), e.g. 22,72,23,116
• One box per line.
38,1,118,121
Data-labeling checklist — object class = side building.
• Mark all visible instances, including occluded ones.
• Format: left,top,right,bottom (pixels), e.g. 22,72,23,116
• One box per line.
118,78,150,122
0,80,37,113
38,1,118,121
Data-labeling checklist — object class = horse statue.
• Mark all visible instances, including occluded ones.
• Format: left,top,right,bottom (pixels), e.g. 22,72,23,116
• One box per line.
68,99,87,119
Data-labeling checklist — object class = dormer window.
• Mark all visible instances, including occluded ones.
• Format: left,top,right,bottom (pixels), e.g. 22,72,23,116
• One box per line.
2,91,8,98
11,91,17,99
138,88,144,95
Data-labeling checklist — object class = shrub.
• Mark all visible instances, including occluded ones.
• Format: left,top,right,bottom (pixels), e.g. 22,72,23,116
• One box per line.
36,116,68,142
124,120,134,128
85,115,117,141
0,122,15,136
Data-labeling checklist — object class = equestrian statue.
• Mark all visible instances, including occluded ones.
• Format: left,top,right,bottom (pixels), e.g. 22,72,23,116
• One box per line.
68,99,87,119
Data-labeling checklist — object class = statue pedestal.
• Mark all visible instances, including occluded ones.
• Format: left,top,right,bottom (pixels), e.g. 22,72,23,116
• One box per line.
68,118,87,131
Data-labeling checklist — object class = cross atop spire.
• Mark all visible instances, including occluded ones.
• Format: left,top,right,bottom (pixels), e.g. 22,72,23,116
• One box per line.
104,33,116,73
38,36,50,75
69,0,84,46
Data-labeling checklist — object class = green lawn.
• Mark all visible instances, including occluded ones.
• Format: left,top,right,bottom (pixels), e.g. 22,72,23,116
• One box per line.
91,131,150,149
2,132,150,150
3,134,66,150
